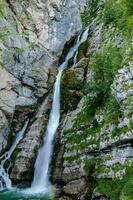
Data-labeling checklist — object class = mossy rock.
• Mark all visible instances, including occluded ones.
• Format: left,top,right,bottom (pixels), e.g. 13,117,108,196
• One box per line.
76,39,89,62
61,59,88,112
62,70,83,90
121,177,133,200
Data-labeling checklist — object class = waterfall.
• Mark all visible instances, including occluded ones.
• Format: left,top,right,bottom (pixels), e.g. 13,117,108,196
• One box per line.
73,28,89,66
0,120,29,191
31,69,62,193
31,28,89,193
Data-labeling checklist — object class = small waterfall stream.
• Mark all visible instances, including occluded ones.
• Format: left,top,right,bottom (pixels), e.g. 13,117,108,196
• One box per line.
0,120,29,191
31,28,89,193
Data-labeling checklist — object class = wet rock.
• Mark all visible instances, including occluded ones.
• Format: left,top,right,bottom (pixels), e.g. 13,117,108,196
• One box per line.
0,0,88,186
63,178,86,195
0,111,9,153
61,58,88,112
10,96,51,185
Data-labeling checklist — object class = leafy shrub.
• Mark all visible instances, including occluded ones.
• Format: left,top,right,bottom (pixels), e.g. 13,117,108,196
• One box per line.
103,0,133,39
122,0,133,15
103,0,126,26
85,44,124,98
81,0,100,26
125,16,133,38
0,0,6,18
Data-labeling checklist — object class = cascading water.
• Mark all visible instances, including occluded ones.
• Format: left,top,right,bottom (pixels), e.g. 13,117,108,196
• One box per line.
73,28,89,66
31,28,89,193
0,120,29,191
31,69,62,193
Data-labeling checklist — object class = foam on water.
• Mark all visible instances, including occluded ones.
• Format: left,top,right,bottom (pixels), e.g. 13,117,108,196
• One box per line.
30,28,89,193
0,120,29,191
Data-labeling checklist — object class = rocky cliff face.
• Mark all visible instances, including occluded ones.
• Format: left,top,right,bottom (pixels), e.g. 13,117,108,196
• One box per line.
53,0,133,199
0,0,87,185
0,0,133,199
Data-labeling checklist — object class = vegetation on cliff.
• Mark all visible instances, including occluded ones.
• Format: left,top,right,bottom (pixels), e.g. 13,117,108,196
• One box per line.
57,0,133,199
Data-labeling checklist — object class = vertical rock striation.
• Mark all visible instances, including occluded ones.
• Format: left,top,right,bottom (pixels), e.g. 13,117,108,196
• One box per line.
0,0,87,185
53,0,133,199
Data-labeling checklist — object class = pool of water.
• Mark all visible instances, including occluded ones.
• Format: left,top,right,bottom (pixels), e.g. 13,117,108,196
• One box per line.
0,189,53,200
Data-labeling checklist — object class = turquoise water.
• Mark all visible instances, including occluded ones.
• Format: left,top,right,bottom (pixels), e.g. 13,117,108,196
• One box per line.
0,190,52,200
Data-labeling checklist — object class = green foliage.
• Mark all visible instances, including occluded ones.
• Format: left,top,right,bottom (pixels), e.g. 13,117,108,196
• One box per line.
85,43,123,97
97,165,133,200
61,69,83,113
125,16,133,38
97,172,133,200
103,0,126,26
97,179,126,200
81,0,133,39
121,177,133,200
83,158,103,175
102,0,116,25
81,0,100,26
65,155,78,163
103,0,133,39
0,0,6,18
74,96,103,127
112,125,131,137
105,95,122,124
74,42,124,129
122,0,133,15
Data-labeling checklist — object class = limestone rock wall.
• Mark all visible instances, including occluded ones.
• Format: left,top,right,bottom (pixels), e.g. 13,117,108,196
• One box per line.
53,0,133,199
0,0,86,185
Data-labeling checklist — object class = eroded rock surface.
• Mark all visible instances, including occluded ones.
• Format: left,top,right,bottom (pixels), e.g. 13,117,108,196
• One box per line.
0,0,87,184
53,1,133,199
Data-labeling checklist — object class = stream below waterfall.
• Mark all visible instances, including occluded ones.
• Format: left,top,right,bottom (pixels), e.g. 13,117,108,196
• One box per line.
0,29,89,199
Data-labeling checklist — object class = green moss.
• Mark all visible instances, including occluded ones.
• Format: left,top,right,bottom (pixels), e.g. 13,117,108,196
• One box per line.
61,69,83,112
97,178,125,200
76,39,89,61
121,177,133,200
81,0,133,41
66,131,88,144
122,0,133,15
105,95,122,124
111,125,131,138
102,0,133,40
96,166,133,200
0,0,7,18
83,158,103,175
74,92,105,128
65,155,78,164
74,42,124,128
103,0,126,26
62,2,133,198
81,0,101,26
83,159,96,174
89,44,123,93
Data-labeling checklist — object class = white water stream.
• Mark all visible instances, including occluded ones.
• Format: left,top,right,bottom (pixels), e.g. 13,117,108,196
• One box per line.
31,29,89,193
0,120,29,191
0,28,89,194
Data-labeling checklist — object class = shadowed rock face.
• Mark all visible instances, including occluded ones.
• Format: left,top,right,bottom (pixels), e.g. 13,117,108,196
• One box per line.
0,0,87,185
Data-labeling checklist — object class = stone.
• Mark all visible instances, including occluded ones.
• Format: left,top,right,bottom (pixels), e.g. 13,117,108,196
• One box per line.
0,0,87,181
63,178,86,195
0,110,9,153
54,2,133,199
10,96,51,185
